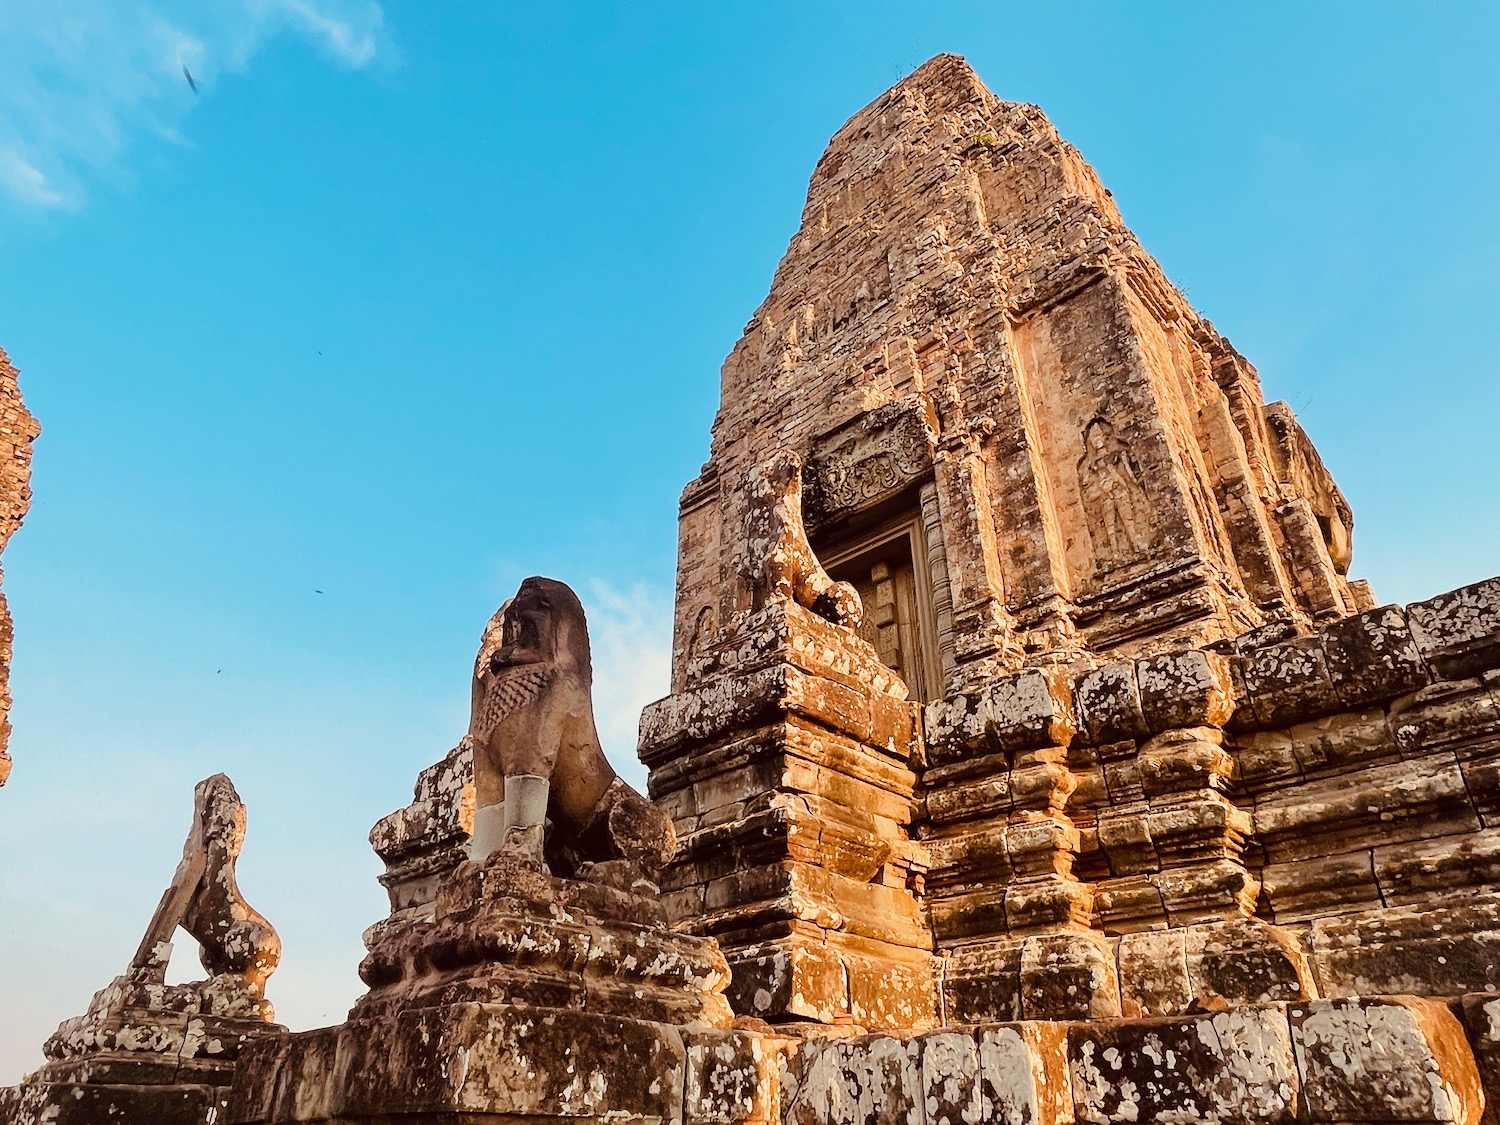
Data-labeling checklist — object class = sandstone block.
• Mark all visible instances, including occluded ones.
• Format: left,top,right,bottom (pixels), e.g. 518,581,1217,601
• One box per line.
1137,727,1232,797
1182,918,1315,1008
1019,931,1121,1020
1233,729,1302,792
1320,605,1430,709
0,1082,222,1125
1117,929,1192,1016
1006,876,1094,933
941,939,1024,1025
975,1022,1071,1125
1093,873,1169,933
1096,810,1159,876
779,1022,1069,1125
1408,577,1500,681
1240,637,1340,728
1151,859,1261,925
780,1033,922,1125
1075,662,1147,745
1389,679,1500,756
724,936,937,1031
1067,1006,1300,1125
1253,755,1479,864
1290,997,1483,1124
1286,707,1397,776
685,1028,787,1125
1456,994,1500,1125
1136,649,1235,732
1373,832,1500,906
1261,850,1382,924
332,1005,686,1122
1309,898,1500,999
924,668,1074,766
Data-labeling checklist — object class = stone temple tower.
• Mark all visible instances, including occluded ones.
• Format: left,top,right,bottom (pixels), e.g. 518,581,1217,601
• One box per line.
643,53,1376,1028
671,53,1367,691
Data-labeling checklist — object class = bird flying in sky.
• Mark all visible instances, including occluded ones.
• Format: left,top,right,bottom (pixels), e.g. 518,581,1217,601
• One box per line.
183,65,199,94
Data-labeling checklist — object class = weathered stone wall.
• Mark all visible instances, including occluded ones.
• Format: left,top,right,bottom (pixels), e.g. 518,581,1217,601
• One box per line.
0,346,37,787
923,576,1500,1022
224,996,1498,1125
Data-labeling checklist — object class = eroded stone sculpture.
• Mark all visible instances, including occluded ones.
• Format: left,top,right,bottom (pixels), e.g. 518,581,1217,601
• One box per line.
227,582,732,1124
740,449,863,628
467,575,674,874
131,773,281,991
0,774,282,1125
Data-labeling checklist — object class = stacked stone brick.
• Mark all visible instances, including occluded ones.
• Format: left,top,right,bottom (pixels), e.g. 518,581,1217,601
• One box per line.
641,600,935,1029
0,346,38,786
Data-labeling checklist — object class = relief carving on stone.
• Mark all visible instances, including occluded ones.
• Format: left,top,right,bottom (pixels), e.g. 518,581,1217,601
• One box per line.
804,399,936,530
468,576,675,875
1077,415,1151,574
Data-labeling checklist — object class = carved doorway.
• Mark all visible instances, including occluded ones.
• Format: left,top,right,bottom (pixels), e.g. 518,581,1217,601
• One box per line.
821,515,942,703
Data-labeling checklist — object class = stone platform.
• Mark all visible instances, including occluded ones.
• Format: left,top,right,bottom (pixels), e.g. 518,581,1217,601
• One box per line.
226,853,735,1124
233,988,1500,1125
0,968,282,1125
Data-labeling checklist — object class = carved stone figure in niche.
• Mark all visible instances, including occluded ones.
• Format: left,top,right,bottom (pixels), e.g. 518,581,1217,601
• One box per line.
685,603,716,664
468,576,674,874
1077,416,1151,573
742,448,863,627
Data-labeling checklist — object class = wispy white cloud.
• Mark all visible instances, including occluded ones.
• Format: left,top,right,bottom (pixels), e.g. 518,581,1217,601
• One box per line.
582,580,674,793
0,149,67,208
271,0,379,67
0,0,386,211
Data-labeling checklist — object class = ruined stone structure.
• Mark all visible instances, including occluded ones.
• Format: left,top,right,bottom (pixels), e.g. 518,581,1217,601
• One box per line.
1,775,283,1124
9,52,1500,1125
0,346,38,787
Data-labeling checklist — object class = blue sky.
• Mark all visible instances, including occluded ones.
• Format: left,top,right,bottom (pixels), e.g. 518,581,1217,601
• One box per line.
0,1,1496,1081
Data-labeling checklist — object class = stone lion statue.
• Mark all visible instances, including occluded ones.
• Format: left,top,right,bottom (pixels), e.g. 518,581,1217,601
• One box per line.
742,448,863,627
467,576,675,875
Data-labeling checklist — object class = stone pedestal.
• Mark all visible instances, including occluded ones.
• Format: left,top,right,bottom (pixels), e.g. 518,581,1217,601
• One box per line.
642,601,937,1030
0,968,282,1125
227,853,734,1124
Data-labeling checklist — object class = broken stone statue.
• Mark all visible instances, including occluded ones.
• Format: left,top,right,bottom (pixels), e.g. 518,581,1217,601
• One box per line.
0,773,283,1125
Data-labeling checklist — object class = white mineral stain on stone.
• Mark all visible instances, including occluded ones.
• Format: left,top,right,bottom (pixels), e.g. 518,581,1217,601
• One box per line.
1482,997,1500,1040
